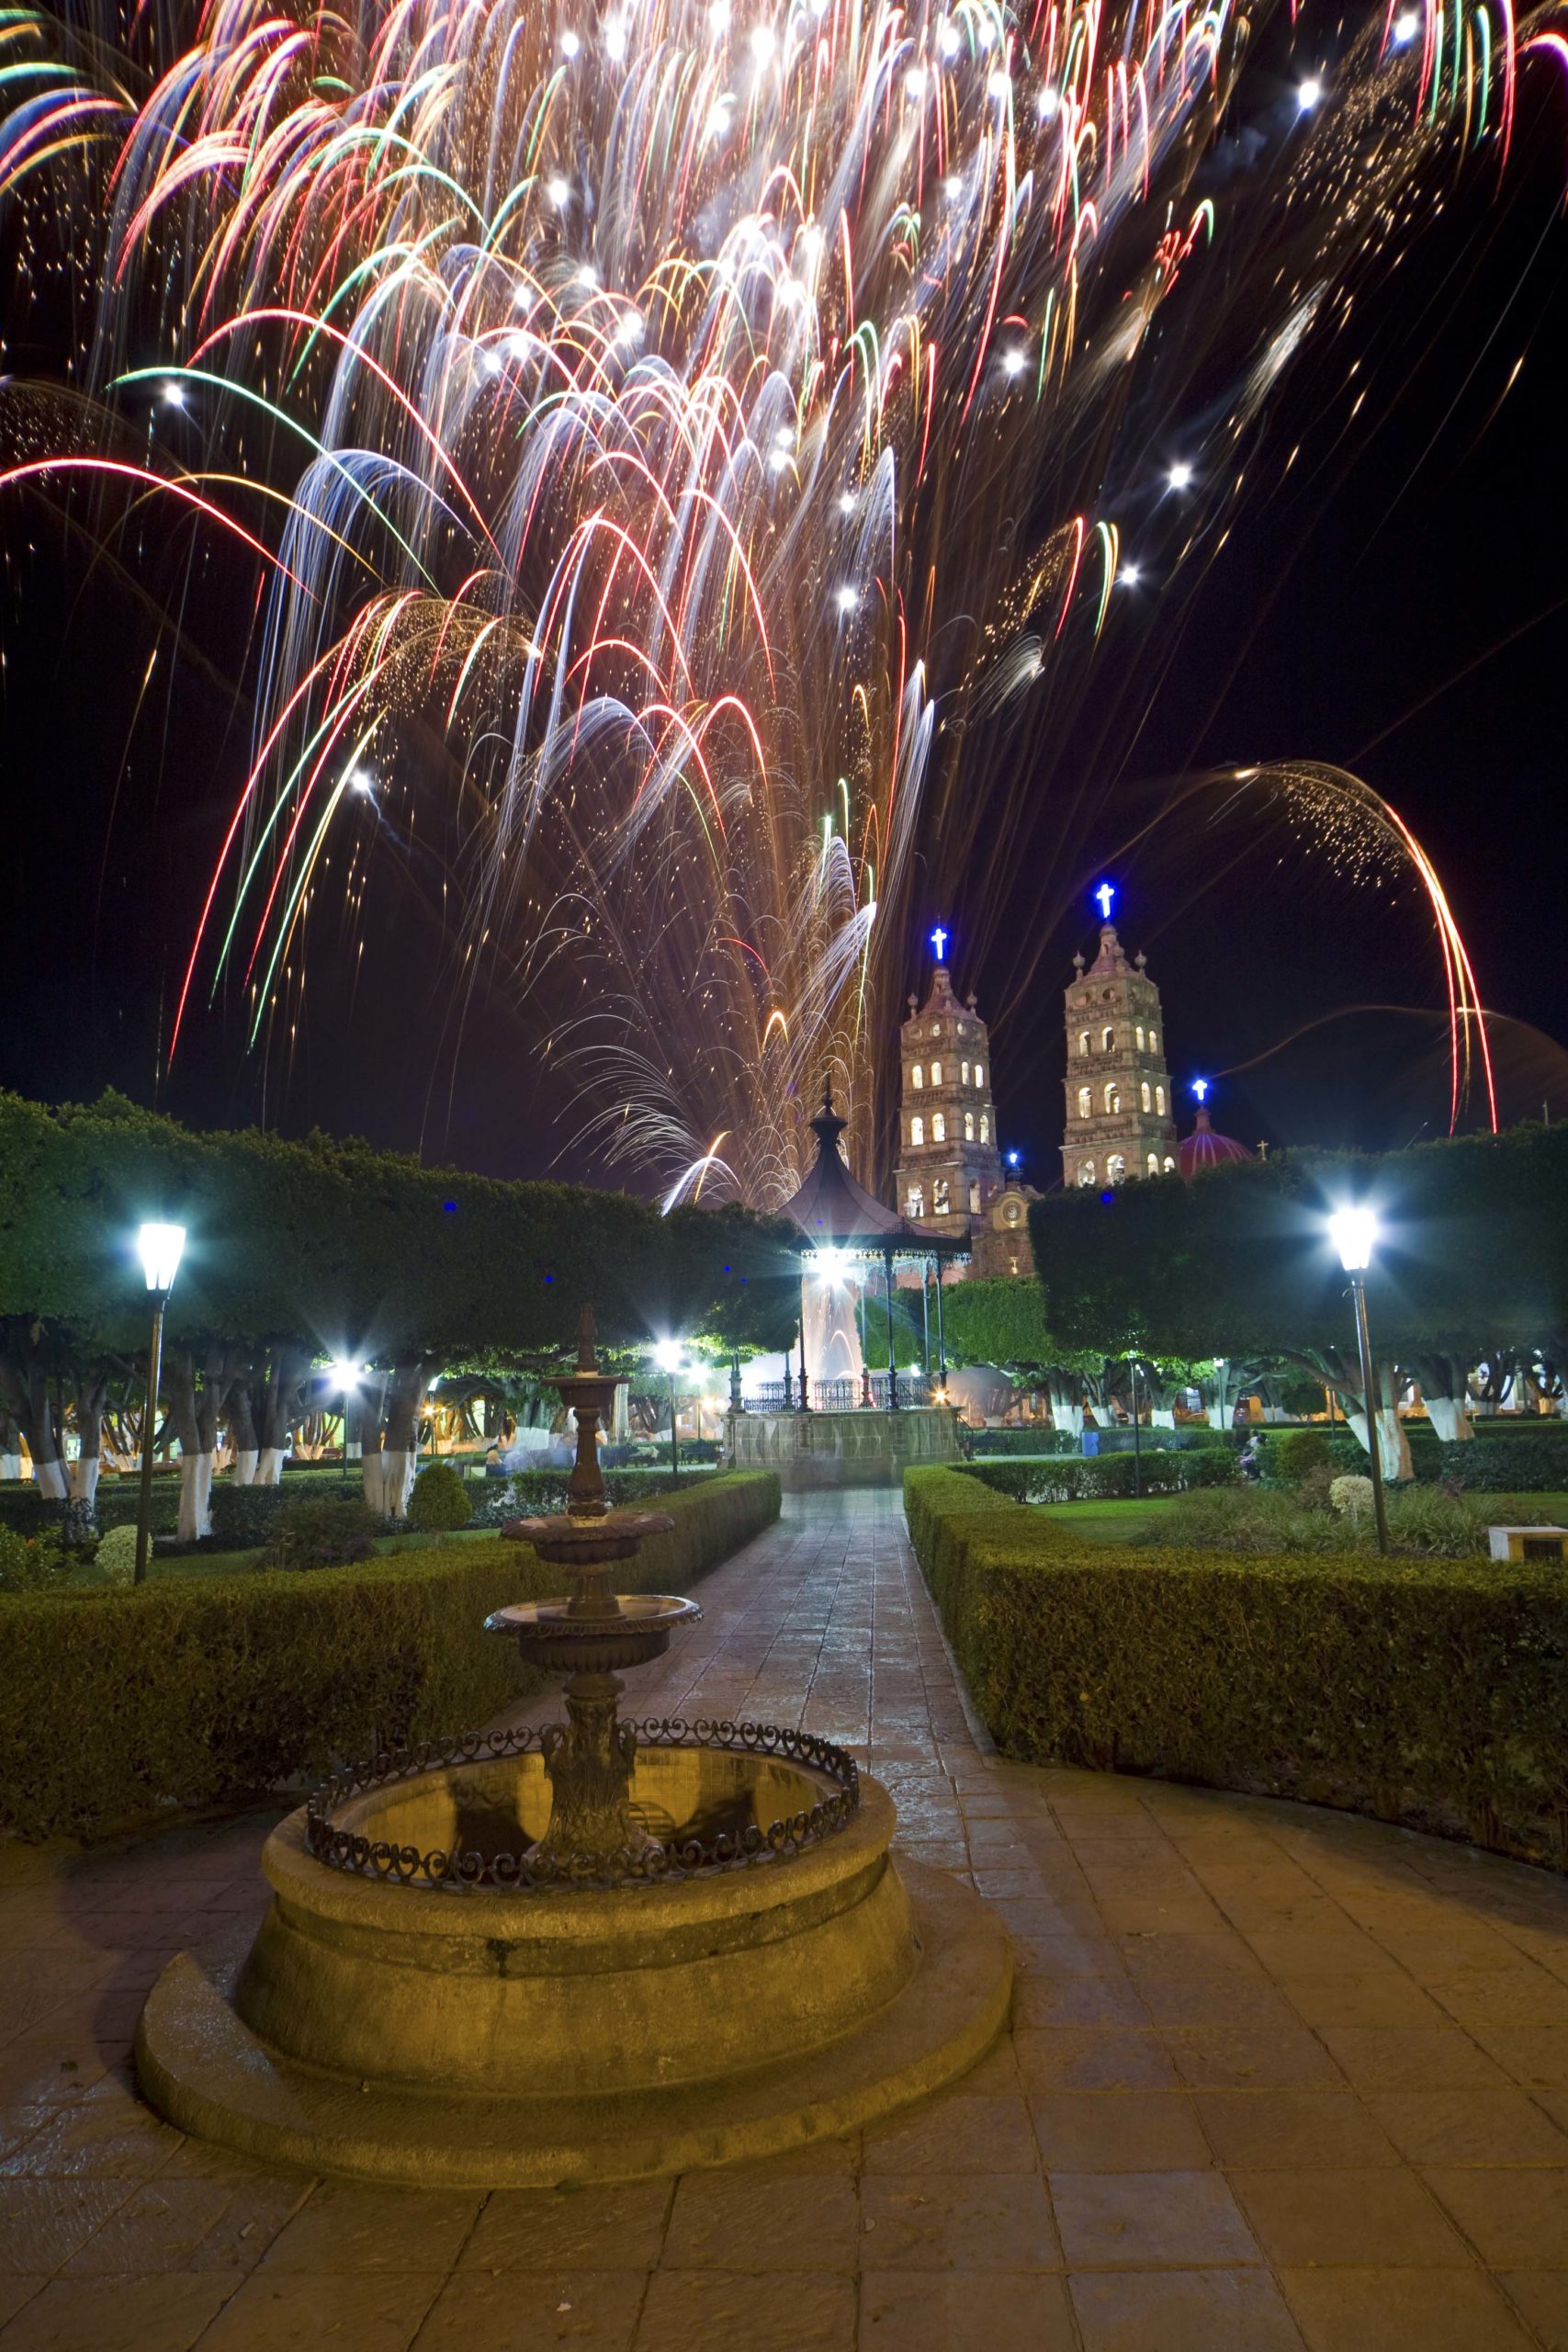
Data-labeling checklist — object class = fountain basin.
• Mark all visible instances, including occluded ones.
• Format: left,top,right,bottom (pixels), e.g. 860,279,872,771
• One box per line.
136,1740,1011,2186
487,1591,701,1676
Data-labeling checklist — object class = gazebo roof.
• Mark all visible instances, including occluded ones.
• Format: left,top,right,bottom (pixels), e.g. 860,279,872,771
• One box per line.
779,1090,967,1259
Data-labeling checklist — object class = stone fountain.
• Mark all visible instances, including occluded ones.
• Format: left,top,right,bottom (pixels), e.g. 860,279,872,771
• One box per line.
136,1307,1010,2186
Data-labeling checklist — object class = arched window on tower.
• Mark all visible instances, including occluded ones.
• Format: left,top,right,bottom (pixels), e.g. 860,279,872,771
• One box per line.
964,1111,975,1141
975,1061,985,1086
1104,1083,1120,1116
1077,1087,1091,1119
1149,1028,1158,1052
1156,1084,1166,1114
1163,1154,1175,1173
910,1064,923,1090
931,1060,942,1086
1136,1024,1145,1051
906,1185,924,1218
931,1112,946,1143
1077,1159,1096,1186
1147,1151,1159,1176
979,1114,989,1142
968,1180,981,1213
1078,1031,1090,1057
909,1115,924,1147
932,1177,951,1215
1107,1154,1126,1185
1141,1081,1151,1113
1102,1026,1114,1051
960,1059,970,1084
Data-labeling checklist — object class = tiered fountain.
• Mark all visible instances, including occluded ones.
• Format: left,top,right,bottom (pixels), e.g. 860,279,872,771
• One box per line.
137,1308,1010,2186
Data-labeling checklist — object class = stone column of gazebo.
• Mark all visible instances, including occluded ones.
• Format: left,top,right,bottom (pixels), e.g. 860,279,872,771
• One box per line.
727,1090,967,1490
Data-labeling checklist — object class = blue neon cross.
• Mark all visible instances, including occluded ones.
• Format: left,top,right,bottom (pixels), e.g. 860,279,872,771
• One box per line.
1094,881,1115,921
931,924,948,962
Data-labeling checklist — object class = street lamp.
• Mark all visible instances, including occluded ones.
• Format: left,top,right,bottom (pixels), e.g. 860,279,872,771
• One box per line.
654,1340,683,1483
134,1223,186,1585
1328,1207,1391,1555
331,1359,361,1487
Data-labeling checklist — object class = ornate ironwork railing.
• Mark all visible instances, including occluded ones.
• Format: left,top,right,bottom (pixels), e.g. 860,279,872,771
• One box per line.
304,1718,860,1893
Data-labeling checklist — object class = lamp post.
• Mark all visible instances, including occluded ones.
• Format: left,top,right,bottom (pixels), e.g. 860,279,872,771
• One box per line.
332,1360,360,1489
1329,1208,1391,1556
654,1340,683,1483
1129,1358,1142,1497
134,1223,186,1586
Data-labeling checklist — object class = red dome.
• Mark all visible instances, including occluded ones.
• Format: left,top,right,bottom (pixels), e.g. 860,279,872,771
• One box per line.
1178,1106,1253,1179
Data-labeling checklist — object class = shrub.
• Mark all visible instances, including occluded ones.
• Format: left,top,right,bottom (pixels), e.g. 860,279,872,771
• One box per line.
209,1483,288,1547
264,1497,380,1573
0,1470,781,1838
0,1528,69,1595
94,1525,140,1587
966,1429,1075,1457
964,1447,1236,1506
1330,1475,1375,1523
1438,1433,1568,1490
905,1464,1568,1871
406,1460,473,1535
1275,1429,1331,1482
504,1464,719,1517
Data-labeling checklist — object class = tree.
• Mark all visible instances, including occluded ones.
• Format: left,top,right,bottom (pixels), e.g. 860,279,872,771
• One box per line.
1029,1124,1568,1476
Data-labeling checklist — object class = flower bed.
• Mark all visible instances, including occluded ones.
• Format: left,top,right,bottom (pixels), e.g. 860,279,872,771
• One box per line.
905,1464,1568,1871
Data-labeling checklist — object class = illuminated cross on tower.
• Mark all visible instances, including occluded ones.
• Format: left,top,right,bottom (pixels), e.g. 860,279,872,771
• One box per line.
930,923,949,963
1093,880,1115,922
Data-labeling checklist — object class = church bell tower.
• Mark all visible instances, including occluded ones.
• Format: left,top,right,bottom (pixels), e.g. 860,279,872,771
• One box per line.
894,929,1004,1240
1061,920,1178,1189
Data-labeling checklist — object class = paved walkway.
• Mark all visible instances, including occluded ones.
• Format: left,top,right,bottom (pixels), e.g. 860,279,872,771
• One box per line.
2,1488,1567,2351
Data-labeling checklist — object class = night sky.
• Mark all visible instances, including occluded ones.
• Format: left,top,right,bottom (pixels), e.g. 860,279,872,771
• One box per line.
2,80,1564,1194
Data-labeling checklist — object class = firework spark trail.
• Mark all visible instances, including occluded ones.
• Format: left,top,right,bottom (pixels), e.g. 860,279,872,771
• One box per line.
0,0,1545,1196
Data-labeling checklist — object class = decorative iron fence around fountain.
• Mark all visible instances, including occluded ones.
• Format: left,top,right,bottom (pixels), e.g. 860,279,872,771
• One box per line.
305,1718,861,1892
739,1374,940,1414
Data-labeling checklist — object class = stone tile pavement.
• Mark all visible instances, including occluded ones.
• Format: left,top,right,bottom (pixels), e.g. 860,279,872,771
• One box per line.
2,1487,1567,2349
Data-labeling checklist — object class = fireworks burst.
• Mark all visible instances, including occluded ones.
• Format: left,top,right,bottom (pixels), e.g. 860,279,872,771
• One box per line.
1,0,1553,1197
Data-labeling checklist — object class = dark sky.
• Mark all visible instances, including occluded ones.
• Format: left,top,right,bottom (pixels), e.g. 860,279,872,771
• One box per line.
2,81,1564,1191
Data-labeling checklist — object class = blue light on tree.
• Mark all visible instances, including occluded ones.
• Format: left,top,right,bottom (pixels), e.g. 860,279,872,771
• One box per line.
1093,880,1115,921
930,923,949,962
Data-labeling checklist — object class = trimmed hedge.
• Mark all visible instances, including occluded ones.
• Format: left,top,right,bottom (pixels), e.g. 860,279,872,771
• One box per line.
0,1470,779,1839
905,1465,1568,1871
964,1448,1237,1504
966,1429,1076,1457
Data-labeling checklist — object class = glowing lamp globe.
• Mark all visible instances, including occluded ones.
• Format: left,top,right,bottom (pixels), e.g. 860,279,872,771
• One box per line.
653,1340,684,1374
137,1222,186,1295
1329,1207,1379,1273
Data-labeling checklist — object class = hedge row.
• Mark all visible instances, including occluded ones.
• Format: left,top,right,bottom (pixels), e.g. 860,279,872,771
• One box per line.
904,1465,1568,1871
964,1448,1237,1504
0,1470,779,1839
1319,1428,1568,1488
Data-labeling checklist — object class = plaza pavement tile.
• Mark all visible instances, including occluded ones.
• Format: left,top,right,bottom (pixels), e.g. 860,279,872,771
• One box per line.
1,1486,1566,2350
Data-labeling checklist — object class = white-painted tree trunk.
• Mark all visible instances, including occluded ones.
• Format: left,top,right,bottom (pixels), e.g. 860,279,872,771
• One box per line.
1346,1408,1413,1483
255,1447,286,1486
0,1453,20,1482
32,1458,68,1500
1054,1402,1085,1438
66,1455,100,1507
178,1453,214,1543
1425,1397,1474,1443
346,1440,362,1462
1149,1406,1177,1431
232,1450,258,1486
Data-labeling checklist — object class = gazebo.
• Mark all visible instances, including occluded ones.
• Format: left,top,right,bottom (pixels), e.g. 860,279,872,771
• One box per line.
777,1087,969,1409
728,1089,969,1488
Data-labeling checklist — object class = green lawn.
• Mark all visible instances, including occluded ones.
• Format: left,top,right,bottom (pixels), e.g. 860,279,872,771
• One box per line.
1032,1496,1182,1544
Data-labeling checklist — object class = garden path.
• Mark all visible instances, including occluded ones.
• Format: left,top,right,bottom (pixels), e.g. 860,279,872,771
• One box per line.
1,1486,1567,2352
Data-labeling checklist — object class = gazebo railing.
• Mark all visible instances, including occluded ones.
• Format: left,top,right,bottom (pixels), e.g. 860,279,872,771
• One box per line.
735,1373,941,1413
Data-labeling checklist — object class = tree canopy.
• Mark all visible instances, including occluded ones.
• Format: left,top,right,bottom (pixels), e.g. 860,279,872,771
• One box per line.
0,1091,800,1369
1027,1124,1568,1363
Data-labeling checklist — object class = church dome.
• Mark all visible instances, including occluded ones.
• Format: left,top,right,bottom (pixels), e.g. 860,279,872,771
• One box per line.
1178,1105,1253,1178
